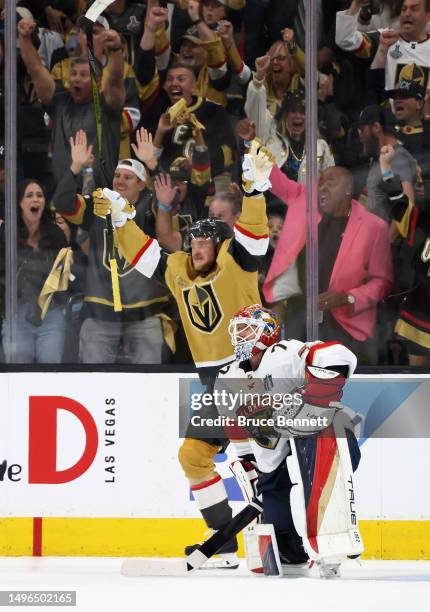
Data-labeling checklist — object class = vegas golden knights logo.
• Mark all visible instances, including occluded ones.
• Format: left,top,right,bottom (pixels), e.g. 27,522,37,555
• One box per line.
183,283,223,333
102,229,133,277
394,63,430,90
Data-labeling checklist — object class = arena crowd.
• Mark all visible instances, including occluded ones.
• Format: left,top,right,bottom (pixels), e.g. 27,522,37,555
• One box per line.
0,0,428,367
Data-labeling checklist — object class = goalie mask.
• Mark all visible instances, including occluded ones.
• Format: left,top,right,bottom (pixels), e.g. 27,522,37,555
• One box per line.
184,218,232,252
229,304,281,363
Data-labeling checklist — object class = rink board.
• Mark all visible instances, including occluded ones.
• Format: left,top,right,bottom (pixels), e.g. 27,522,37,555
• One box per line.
0,372,429,559
1,517,429,560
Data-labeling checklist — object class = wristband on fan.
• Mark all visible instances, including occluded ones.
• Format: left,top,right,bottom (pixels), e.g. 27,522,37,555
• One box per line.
157,201,173,212
253,74,265,86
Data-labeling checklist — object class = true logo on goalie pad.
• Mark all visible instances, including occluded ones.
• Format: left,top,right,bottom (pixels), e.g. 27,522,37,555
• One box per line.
307,366,340,379
348,476,357,527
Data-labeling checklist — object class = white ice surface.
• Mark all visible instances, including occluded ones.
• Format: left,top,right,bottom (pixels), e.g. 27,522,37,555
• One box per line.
0,558,429,612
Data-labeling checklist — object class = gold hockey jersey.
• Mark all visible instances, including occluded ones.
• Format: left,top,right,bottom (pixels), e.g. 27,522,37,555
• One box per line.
116,194,269,368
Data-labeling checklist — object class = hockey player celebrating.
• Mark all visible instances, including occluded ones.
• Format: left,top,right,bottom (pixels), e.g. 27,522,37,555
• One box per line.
219,304,364,578
93,140,274,568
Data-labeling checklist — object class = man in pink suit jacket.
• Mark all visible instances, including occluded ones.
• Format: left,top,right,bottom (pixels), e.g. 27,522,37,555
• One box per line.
263,165,393,358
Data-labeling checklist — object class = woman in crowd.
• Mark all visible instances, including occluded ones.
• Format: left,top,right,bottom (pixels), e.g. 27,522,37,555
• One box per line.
0,179,68,363
243,90,334,183
247,40,302,117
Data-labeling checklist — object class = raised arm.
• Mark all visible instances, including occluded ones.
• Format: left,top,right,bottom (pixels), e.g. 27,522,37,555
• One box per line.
188,0,229,88
335,0,376,58
139,5,171,71
244,55,273,144
154,173,182,253
370,29,400,70
188,123,211,202
269,165,306,203
379,144,421,236
281,28,305,76
228,140,276,265
103,30,126,111
18,18,55,106
152,128,210,252
53,130,94,226
219,20,251,86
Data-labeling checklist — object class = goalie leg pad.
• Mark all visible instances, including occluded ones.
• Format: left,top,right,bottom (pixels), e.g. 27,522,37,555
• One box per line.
287,428,364,563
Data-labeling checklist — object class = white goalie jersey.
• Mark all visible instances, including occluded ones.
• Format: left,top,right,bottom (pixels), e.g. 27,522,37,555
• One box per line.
216,340,357,473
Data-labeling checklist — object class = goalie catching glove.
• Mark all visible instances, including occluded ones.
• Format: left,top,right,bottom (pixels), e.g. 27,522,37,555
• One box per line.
93,188,136,228
274,366,346,437
242,138,275,193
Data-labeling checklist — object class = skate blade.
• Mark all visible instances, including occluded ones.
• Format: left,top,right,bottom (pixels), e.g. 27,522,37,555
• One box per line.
121,558,190,577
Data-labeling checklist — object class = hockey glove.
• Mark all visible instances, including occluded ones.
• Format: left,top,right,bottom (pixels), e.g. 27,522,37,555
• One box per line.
274,366,346,437
242,138,275,193
93,188,136,227
302,365,346,408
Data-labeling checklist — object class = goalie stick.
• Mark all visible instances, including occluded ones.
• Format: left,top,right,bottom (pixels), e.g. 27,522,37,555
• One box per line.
121,499,263,577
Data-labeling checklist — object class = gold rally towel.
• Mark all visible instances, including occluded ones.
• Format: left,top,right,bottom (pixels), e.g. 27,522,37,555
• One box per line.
38,247,73,319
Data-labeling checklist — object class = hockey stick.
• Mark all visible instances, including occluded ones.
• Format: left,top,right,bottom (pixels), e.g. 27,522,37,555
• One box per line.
82,0,116,24
121,499,263,577
78,0,115,92
78,1,122,312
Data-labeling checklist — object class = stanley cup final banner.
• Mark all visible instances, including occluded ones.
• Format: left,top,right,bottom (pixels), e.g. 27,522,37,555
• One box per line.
0,372,429,521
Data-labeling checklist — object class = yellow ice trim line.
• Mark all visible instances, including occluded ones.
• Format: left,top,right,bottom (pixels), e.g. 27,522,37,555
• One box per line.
1,519,430,559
